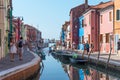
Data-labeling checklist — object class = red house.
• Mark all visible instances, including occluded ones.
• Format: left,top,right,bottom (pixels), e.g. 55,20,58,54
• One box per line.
12,17,23,42
69,0,89,49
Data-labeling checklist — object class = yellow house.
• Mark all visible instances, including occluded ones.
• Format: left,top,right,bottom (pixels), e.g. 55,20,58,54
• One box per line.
0,0,10,59
114,0,120,52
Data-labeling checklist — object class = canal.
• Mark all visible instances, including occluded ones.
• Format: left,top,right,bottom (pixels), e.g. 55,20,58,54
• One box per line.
32,47,120,80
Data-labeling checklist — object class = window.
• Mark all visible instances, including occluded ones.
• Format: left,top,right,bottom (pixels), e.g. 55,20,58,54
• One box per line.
82,19,84,27
82,36,84,43
106,33,109,43
109,12,112,21
116,10,120,20
79,37,81,43
88,34,90,44
100,15,103,24
100,34,103,43
0,29,2,46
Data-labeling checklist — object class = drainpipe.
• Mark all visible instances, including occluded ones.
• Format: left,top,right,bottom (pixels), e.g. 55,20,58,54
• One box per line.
96,10,100,65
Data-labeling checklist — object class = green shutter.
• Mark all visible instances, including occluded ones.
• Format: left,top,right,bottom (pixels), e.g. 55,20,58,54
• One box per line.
116,10,120,20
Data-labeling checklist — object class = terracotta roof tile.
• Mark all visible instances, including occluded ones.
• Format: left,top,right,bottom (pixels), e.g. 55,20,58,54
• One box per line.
91,1,113,9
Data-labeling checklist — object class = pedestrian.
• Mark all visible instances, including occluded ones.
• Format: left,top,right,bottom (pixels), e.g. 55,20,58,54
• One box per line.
18,37,23,60
9,37,17,62
90,41,94,53
83,41,87,55
86,41,89,54
117,39,120,56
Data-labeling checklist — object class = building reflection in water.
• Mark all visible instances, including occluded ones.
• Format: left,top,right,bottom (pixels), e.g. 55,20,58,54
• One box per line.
62,64,119,80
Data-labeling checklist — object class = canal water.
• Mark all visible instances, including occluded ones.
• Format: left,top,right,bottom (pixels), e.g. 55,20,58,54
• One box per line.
32,47,120,80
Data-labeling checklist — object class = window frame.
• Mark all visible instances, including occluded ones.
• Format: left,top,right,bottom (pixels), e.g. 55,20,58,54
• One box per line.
109,11,112,22
100,34,103,43
116,9,120,21
106,33,110,43
100,15,103,24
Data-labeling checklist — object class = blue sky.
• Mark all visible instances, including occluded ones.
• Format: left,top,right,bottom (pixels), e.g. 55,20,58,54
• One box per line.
13,0,110,40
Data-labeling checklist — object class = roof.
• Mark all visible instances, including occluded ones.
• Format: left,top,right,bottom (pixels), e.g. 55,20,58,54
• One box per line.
70,3,85,14
91,1,113,9
69,4,90,18
62,21,70,31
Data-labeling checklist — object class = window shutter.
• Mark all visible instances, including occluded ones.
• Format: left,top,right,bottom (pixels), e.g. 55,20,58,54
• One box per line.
116,10,120,20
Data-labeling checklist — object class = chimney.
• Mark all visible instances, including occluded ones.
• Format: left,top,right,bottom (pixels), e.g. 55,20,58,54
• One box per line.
85,0,88,9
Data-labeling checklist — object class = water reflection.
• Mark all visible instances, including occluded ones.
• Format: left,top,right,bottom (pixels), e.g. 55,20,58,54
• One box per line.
30,47,120,80
61,63,120,80
55,53,120,80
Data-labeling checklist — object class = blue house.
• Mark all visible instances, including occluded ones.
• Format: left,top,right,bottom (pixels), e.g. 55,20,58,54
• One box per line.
78,16,84,50
61,28,65,46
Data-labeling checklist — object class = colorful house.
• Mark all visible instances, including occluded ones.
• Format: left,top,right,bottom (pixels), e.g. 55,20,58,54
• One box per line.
98,1,114,53
64,21,70,49
83,10,91,46
69,0,89,49
78,16,84,50
0,0,11,59
61,27,65,46
114,0,120,53
83,1,113,52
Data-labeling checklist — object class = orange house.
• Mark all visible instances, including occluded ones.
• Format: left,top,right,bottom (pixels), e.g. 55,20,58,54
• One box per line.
114,0,120,53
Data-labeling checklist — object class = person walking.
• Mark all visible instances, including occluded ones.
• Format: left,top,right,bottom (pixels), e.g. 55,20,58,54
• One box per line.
86,41,89,55
83,41,87,54
18,37,23,60
82,41,86,58
90,41,94,53
9,37,17,62
117,39,120,56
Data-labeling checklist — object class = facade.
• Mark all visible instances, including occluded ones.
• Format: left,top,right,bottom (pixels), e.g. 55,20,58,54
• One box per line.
26,24,42,43
83,11,91,44
82,1,113,52
12,17,24,42
78,16,84,50
60,22,68,48
0,0,10,59
64,21,70,49
61,27,65,46
99,3,114,53
69,0,89,49
66,24,71,49
114,0,120,53
83,8,100,51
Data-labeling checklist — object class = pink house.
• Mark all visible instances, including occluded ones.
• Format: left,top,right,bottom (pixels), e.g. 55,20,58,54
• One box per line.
99,2,114,53
83,1,113,52
83,11,91,45
83,8,99,51
69,0,89,49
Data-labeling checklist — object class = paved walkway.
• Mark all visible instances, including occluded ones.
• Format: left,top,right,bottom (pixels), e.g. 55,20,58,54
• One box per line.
63,49,120,67
78,51,120,62
0,46,35,72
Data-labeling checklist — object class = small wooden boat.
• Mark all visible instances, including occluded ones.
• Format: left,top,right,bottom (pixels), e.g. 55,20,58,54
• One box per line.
70,57,88,63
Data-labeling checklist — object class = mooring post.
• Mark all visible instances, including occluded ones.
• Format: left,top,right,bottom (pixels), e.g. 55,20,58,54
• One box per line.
106,35,112,69
96,43,102,65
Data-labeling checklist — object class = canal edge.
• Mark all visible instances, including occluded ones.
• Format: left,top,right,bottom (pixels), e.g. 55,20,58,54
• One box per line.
0,50,41,80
